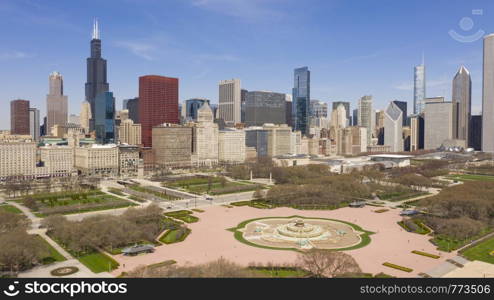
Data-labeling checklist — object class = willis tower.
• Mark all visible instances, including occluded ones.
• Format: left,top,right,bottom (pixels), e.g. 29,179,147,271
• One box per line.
85,19,114,143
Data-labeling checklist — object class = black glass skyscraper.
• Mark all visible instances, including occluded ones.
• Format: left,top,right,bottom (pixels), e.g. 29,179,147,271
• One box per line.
292,66,310,136
85,19,109,132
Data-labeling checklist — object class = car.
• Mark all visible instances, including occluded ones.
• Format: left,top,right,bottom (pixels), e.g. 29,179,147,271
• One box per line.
205,196,213,201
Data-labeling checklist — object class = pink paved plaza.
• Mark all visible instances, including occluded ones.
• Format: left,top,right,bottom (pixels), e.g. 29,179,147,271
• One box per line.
112,205,456,277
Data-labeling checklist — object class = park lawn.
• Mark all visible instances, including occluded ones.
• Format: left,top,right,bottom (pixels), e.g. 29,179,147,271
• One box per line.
78,252,119,273
159,228,191,244
163,177,222,188
461,237,494,264
431,228,494,252
35,235,66,264
377,190,429,202
251,268,308,278
0,204,22,214
446,174,494,182
128,185,179,200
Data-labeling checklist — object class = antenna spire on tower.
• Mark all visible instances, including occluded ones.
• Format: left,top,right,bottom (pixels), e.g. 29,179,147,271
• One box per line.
92,18,100,40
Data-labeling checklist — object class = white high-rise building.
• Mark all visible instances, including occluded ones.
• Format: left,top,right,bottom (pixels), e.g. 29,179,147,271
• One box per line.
331,104,347,129
29,108,40,141
193,102,219,166
414,59,426,114
219,79,241,126
384,102,404,152
358,95,373,146
482,34,494,152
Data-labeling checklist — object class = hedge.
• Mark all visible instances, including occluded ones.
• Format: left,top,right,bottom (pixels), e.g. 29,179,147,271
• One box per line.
411,250,440,259
382,262,413,272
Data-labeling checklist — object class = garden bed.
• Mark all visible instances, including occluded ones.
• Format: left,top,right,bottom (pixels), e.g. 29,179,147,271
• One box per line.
382,262,413,273
411,250,440,259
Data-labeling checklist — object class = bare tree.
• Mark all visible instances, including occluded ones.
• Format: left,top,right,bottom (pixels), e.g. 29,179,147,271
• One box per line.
296,249,361,278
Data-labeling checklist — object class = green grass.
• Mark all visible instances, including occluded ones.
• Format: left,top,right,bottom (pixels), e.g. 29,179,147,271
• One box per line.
397,220,431,235
431,228,494,252
78,252,119,273
446,174,494,182
164,210,199,223
229,215,374,252
35,235,66,264
128,185,179,200
107,188,126,196
249,267,308,278
460,236,494,264
382,262,413,272
378,191,430,202
0,204,22,214
191,208,204,213
159,228,191,244
411,250,440,259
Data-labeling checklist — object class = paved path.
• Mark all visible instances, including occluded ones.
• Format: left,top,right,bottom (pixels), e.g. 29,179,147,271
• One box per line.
18,259,112,278
27,228,73,260
7,201,42,229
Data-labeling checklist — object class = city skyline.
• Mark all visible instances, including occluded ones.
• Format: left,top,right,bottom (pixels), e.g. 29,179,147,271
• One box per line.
0,1,493,129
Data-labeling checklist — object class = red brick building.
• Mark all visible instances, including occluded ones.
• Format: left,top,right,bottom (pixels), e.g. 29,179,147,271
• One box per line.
139,75,179,147
10,99,30,135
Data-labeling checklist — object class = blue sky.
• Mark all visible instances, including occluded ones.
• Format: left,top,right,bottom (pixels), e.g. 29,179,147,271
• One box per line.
0,0,493,129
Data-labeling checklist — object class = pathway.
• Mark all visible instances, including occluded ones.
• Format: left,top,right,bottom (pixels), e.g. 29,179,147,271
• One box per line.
27,228,73,260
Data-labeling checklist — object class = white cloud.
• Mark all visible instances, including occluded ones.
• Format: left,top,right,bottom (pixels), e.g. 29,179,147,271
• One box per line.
190,0,284,21
0,51,33,60
114,41,156,61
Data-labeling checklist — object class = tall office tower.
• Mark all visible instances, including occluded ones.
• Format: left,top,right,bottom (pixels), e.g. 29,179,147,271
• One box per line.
241,88,248,123
414,58,426,114
391,100,407,126
424,97,454,150
80,101,91,133
352,109,358,126
93,91,115,144
185,98,210,121
126,97,139,123
410,114,425,151
292,67,310,136
285,94,292,127
375,110,385,145
118,119,141,145
29,108,40,141
331,104,347,129
10,99,30,135
470,115,482,150
452,65,472,145
46,71,68,133
310,100,328,118
245,91,286,126
482,34,494,152
193,103,219,165
85,19,109,131
358,95,373,146
122,99,130,110
332,101,350,125
218,79,241,126
139,75,179,147
384,102,404,152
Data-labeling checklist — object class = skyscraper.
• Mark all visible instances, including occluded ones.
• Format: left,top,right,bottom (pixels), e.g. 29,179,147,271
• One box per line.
93,91,115,144
219,79,241,126
384,102,404,152
85,19,109,132
332,101,350,125
331,104,347,129
358,95,373,146
414,59,426,114
46,71,68,133
292,66,310,136
126,97,139,123
482,34,494,152
452,65,471,145
80,101,91,133
391,100,407,126
185,98,210,121
139,75,179,147
10,99,30,135
245,91,286,126
29,108,40,141
309,100,328,118
424,97,454,150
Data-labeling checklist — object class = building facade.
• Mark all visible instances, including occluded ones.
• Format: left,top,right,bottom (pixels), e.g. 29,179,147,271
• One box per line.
219,79,241,126
414,62,426,114
10,99,30,135
482,34,494,152
452,65,471,145
93,91,115,144
358,95,373,146
332,101,350,125
424,97,454,150
37,146,74,178
29,108,40,142
126,97,139,123
118,119,141,145
74,144,119,176
192,103,219,166
384,102,404,152
218,129,246,163
410,114,424,151
80,101,91,133
292,67,310,136
152,124,192,168
185,98,210,121
46,71,68,133
0,142,37,180
245,91,286,126
139,75,179,147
